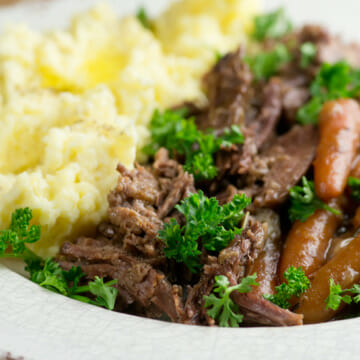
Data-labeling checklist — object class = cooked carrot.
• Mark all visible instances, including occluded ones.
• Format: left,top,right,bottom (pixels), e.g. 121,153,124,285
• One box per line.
279,198,342,280
314,99,360,201
249,234,281,296
248,210,281,296
354,206,360,229
326,234,355,261
296,232,360,323
350,154,360,180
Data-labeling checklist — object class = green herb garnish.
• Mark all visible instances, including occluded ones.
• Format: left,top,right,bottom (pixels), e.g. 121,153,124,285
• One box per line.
159,191,251,273
288,177,341,222
0,208,118,310
325,279,353,311
300,42,317,68
297,61,360,124
136,7,151,30
246,44,292,80
325,279,360,311
204,274,259,327
263,266,310,309
252,8,293,41
348,177,360,201
215,51,224,63
144,109,244,181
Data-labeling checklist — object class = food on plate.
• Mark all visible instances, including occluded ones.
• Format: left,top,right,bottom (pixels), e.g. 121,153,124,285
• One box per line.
0,0,258,256
3,2,360,328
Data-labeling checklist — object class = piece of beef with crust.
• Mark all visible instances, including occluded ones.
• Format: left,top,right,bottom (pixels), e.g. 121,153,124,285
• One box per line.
215,125,318,210
248,124,318,209
203,48,253,131
214,78,283,178
201,49,283,179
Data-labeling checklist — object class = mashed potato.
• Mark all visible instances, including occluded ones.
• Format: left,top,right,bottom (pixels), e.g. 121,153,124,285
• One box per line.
0,0,258,256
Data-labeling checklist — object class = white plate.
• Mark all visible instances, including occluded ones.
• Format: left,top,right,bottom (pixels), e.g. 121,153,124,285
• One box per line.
1,1,360,359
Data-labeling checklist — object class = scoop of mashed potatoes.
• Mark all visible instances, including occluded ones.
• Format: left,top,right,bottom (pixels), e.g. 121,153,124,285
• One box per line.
0,0,258,256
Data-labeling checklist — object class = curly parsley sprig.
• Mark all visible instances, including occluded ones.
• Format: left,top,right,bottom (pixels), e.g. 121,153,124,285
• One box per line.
1,208,118,310
204,274,259,327
263,266,310,309
297,61,360,125
159,191,251,273
325,279,360,311
300,42,317,69
246,44,292,80
143,109,244,181
252,8,293,42
288,177,341,222
136,7,152,30
348,177,360,201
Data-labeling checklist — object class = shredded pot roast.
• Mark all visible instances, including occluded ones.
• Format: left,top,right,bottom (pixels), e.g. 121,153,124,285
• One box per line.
57,23,360,326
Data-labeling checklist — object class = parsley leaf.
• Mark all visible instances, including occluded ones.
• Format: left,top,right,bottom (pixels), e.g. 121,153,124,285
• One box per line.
29,258,69,295
325,279,354,310
0,208,41,261
27,258,119,310
296,97,323,126
159,191,251,273
87,277,118,310
297,61,360,124
204,274,259,327
144,109,244,181
184,153,218,181
348,177,360,201
252,8,293,41
1,208,118,311
160,219,202,273
136,7,151,30
300,42,317,68
215,51,224,63
350,284,360,304
246,44,292,80
220,125,245,148
263,266,310,309
63,266,85,292
288,177,341,222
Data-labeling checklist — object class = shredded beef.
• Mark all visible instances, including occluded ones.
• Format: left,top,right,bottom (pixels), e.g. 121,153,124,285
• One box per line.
57,23,359,329
218,218,266,278
59,152,194,321
59,238,183,322
104,152,195,258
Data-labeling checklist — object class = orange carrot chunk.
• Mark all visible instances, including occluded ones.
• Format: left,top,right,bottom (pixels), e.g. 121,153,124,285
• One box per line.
296,233,360,323
279,198,342,281
314,99,360,201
